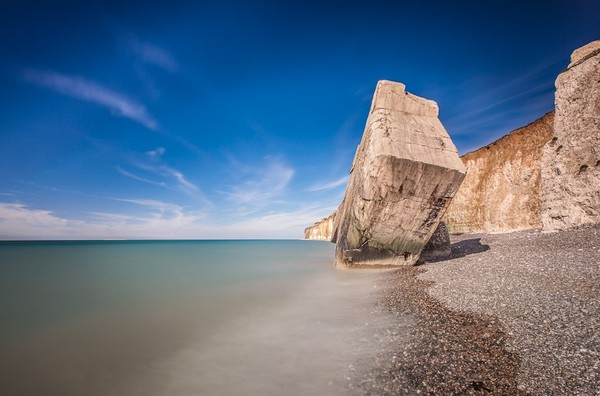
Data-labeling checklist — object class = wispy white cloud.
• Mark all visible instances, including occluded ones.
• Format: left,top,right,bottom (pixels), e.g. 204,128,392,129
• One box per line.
111,198,186,220
0,202,206,239
134,162,200,195
308,176,348,192
0,201,333,239
146,147,166,159
122,151,206,201
222,157,295,212
167,167,199,193
211,205,337,239
127,39,179,72
116,198,182,212
89,198,192,228
446,80,554,130
23,69,158,130
116,166,166,187
0,203,74,239
443,58,561,130
172,135,205,156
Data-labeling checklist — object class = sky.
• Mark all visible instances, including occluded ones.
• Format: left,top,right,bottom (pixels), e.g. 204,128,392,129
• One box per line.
0,0,599,239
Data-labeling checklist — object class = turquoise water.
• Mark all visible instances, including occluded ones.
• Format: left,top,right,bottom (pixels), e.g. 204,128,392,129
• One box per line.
0,240,397,395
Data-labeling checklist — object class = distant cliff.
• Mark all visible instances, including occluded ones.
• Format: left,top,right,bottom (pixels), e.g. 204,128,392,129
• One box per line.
304,212,336,240
443,112,554,233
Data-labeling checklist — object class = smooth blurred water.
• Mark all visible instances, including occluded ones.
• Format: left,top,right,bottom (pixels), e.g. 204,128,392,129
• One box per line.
0,240,398,395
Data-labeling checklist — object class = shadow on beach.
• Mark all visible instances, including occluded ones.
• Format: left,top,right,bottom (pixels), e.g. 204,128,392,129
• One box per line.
450,238,491,257
418,238,490,265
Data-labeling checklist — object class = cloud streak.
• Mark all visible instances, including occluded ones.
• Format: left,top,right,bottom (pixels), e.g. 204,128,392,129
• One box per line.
446,80,555,130
0,203,73,238
222,157,294,213
0,202,205,239
132,162,200,196
215,204,338,239
111,198,185,218
0,201,333,239
308,176,348,192
118,148,205,200
116,166,166,187
23,69,158,130
127,39,179,72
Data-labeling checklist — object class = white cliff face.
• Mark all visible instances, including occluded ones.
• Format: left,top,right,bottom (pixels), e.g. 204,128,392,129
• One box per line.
541,40,600,230
304,213,336,240
332,81,465,267
443,112,554,233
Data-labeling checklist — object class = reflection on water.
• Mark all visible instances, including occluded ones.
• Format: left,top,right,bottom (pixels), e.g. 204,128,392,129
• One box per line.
0,240,402,395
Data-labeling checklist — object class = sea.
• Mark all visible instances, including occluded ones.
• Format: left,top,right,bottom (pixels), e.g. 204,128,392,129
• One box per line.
0,240,400,395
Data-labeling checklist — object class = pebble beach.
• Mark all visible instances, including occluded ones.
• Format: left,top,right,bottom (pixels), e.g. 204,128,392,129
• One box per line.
358,224,600,395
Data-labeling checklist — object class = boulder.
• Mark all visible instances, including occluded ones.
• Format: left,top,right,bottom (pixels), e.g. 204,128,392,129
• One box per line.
332,81,466,267
541,40,600,230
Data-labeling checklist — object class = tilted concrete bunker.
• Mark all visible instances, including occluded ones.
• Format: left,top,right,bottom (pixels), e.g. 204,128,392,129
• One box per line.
332,81,466,267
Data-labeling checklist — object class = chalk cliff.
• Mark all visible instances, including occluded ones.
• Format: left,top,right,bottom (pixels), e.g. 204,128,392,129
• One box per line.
304,212,336,240
331,81,466,267
541,40,600,230
443,112,554,233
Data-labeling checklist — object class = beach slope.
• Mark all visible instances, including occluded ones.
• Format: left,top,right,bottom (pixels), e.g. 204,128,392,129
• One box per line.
360,225,599,394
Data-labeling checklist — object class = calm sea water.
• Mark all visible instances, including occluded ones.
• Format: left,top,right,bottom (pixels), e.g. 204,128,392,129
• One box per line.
0,240,398,395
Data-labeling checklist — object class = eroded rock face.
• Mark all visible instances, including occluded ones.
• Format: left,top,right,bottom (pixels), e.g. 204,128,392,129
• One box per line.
332,81,465,267
443,112,554,233
541,40,600,230
304,212,336,240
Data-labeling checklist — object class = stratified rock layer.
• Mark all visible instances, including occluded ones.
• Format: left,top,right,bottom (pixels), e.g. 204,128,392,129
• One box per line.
541,40,600,230
332,81,465,267
304,212,336,240
443,112,554,233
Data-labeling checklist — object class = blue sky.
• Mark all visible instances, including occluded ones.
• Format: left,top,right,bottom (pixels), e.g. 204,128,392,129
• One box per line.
1,0,599,239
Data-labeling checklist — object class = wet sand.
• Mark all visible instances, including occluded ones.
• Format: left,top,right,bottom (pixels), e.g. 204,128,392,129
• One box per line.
357,224,599,395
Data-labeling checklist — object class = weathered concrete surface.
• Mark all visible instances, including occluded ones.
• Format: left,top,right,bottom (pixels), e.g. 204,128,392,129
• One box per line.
306,213,452,261
332,81,466,267
304,212,336,240
541,40,600,230
443,112,554,233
